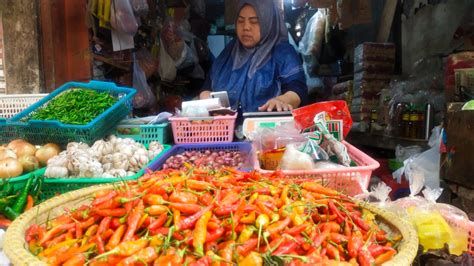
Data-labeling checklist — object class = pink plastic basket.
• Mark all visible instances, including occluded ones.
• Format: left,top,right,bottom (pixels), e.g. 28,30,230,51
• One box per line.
441,210,474,256
254,141,380,196
169,114,237,144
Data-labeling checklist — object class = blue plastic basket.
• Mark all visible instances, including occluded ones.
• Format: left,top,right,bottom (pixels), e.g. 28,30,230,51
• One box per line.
0,120,20,144
8,81,136,146
147,142,254,172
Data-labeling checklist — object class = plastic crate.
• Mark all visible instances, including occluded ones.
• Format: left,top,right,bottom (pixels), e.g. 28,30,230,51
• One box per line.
39,144,171,201
116,123,172,144
254,141,380,196
8,81,136,146
0,93,47,119
440,208,474,257
169,114,236,144
0,94,47,143
147,142,253,172
5,168,45,192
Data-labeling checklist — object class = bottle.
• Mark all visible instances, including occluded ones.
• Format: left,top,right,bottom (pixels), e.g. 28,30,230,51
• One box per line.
424,104,433,139
369,108,378,133
395,102,406,137
409,106,420,139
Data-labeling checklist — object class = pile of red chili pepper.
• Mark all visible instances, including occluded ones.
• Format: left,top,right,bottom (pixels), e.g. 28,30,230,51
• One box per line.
25,168,401,266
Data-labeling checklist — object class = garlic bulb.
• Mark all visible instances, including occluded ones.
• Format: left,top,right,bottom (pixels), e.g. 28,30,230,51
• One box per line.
47,155,68,167
149,141,163,153
104,169,127,178
67,142,89,151
100,154,113,165
111,152,129,170
91,140,114,158
44,166,69,178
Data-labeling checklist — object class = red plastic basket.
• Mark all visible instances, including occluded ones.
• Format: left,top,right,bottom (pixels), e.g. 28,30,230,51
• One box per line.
254,141,380,196
169,114,236,144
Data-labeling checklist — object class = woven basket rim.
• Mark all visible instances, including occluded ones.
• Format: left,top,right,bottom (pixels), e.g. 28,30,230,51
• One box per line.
4,184,418,265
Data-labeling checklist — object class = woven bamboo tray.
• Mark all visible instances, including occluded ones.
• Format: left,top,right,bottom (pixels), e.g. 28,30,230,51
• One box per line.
4,184,418,266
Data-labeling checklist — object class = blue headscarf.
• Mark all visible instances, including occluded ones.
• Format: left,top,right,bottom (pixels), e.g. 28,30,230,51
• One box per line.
231,0,288,78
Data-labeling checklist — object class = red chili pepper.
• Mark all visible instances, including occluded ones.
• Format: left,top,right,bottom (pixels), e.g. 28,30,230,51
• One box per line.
374,249,396,265
344,219,352,237
318,221,341,233
110,217,121,230
0,217,11,229
75,223,83,239
98,216,112,236
256,201,274,216
188,255,212,266
236,238,258,257
187,180,213,191
199,192,214,206
122,201,144,242
117,246,158,266
213,204,255,216
177,205,214,230
148,212,168,230
368,244,395,258
284,223,308,236
312,214,337,223
206,227,225,243
328,200,344,223
266,217,291,235
219,191,240,206
312,230,330,247
150,227,169,236
219,240,235,266
63,253,86,266
93,191,118,206
169,203,202,215
301,182,339,196
170,191,199,204
358,248,375,266
326,243,340,261
351,213,370,232
272,240,298,256
80,217,97,229
95,198,121,210
330,233,349,244
39,223,75,246
95,234,106,254
348,234,364,258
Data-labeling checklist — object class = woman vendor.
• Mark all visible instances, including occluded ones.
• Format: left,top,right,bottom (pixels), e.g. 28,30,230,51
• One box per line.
200,0,307,113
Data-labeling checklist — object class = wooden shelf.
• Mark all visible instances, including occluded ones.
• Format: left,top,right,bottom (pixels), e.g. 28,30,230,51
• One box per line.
92,54,130,71
346,131,429,150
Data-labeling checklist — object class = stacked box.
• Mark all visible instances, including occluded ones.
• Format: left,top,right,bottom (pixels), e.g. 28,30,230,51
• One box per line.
352,42,395,121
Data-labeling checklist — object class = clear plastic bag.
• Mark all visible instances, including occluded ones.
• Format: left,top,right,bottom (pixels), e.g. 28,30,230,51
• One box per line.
110,0,139,35
132,53,156,109
131,0,149,17
298,9,326,57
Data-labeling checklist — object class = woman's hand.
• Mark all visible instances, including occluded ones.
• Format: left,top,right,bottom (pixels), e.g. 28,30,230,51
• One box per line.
258,91,301,112
258,98,293,112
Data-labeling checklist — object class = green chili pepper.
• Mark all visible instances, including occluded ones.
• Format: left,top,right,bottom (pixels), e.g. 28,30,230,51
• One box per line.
28,88,116,125
10,175,34,214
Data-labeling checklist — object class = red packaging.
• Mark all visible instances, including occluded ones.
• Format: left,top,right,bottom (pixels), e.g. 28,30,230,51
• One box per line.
445,52,474,88
292,100,353,138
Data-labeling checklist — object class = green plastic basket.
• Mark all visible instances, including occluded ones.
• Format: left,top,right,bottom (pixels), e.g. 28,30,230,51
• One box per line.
6,168,45,192
39,144,171,201
115,123,171,145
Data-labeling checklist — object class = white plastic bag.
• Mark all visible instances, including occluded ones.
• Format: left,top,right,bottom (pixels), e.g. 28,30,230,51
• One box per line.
393,126,442,190
110,0,139,35
131,0,149,17
281,144,315,170
298,9,326,57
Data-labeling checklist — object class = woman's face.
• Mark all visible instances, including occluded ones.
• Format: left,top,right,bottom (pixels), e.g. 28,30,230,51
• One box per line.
236,4,261,49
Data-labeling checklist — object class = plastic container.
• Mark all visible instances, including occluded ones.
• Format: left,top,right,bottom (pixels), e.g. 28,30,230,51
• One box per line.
169,114,236,144
0,93,47,119
254,141,379,196
147,142,253,172
0,94,47,143
8,81,136,146
5,168,45,192
39,144,171,201
116,123,172,144
441,210,474,256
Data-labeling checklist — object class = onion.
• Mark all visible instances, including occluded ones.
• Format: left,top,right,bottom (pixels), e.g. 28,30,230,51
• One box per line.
0,148,17,160
18,155,39,173
36,143,61,166
8,140,37,158
0,158,23,178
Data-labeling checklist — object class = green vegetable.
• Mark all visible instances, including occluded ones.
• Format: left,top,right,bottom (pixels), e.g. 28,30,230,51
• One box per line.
10,175,34,214
28,89,116,125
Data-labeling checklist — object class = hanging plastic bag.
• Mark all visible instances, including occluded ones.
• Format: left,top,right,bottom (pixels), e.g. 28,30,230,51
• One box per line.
110,0,139,35
158,38,177,81
298,9,326,58
132,53,156,109
131,0,149,17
